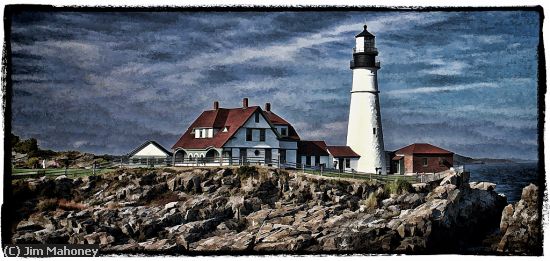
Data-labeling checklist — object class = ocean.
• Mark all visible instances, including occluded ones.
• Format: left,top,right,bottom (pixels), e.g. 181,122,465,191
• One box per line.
466,161,541,203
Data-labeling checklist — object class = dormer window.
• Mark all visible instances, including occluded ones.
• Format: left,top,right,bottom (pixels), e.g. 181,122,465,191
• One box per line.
280,127,287,137
222,126,228,132
194,128,214,138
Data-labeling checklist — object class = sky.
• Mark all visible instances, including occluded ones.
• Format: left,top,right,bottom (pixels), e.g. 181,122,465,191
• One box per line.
8,9,540,160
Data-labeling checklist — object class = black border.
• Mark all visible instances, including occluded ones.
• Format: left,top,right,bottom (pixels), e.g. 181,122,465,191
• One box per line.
1,4,545,256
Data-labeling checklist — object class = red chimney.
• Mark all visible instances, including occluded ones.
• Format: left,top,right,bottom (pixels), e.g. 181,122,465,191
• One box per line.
265,102,271,112
213,101,219,110
242,98,249,108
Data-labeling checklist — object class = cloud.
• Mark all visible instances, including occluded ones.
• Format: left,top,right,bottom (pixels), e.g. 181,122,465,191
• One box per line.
418,59,468,76
387,82,498,95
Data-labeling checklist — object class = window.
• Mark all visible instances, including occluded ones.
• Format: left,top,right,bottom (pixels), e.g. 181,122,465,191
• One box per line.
254,150,260,156
279,149,287,163
246,128,252,141
306,155,311,166
260,129,266,141
422,158,428,166
198,129,203,138
189,155,193,161
255,112,260,123
281,128,287,136
439,158,446,167
222,126,228,132
373,128,376,135
345,158,351,168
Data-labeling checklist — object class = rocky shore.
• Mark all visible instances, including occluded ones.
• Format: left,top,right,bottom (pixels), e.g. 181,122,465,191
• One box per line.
9,166,539,254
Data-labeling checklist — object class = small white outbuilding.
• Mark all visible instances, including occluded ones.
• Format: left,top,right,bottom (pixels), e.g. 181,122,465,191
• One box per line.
127,140,172,167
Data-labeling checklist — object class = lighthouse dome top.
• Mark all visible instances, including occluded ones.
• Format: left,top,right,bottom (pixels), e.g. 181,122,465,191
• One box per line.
356,25,375,38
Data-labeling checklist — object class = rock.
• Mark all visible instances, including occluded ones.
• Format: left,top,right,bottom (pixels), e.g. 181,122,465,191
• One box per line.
8,167,517,254
439,173,458,186
520,183,538,204
164,201,179,210
16,220,45,232
193,231,255,251
218,168,233,177
497,184,541,254
139,238,180,252
13,232,42,244
84,232,115,246
426,184,456,200
173,218,222,249
221,176,234,186
55,175,68,181
397,224,406,238
470,182,497,191
104,242,142,252
411,183,428,193
139,172,157,186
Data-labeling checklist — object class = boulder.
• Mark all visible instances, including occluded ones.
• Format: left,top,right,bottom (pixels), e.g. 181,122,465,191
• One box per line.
193,231,255,251
497,184,541,255
83,232,115,246
139,238,180,252
469,182,496,191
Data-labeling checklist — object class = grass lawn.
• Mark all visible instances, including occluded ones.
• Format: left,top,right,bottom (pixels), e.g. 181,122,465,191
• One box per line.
12,168,116,177
302,169,417,183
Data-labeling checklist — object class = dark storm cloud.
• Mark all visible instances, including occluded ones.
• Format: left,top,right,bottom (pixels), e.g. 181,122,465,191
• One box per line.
9,10,540,160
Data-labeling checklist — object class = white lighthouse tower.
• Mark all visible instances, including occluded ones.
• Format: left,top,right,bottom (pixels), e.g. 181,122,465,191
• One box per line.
346,25,386,174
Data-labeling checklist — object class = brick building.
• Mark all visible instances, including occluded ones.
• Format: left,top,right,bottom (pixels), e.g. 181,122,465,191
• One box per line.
390,143,453,175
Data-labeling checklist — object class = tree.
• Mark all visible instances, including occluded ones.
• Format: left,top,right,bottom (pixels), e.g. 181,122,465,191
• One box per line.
14,138,38,155
26,157,40,169
10,133,20,147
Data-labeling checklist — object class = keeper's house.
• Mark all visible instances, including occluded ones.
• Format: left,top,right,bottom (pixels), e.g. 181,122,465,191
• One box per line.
390,143,454,175
127,140,172,167
171,98,300,166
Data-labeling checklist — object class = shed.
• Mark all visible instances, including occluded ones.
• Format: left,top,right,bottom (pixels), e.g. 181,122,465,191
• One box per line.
128,140,172,166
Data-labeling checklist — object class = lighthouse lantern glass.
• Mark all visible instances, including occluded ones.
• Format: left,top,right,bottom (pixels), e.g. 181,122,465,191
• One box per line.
365,38,375,51
355,36,364,52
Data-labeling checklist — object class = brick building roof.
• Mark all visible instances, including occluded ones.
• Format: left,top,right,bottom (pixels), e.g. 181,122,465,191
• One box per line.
394,143,453,155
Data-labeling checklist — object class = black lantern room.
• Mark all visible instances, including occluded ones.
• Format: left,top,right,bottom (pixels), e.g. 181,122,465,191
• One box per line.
350,25,380,69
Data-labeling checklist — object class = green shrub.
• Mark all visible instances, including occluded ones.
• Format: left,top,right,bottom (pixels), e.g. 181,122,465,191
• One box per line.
384,178,412,195
362,192,378,210
26,157,40,169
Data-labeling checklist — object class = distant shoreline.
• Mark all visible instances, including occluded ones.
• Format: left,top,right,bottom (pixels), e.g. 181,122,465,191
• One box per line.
454,154,538,165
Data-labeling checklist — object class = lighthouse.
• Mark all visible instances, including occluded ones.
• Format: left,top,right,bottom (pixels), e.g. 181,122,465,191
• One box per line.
346,25,386,174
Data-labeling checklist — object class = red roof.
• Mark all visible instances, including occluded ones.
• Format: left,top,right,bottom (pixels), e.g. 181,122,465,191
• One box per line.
326,146,360,158
264,111,300,141
172,106,301,150
172,106,259,149
395,143,453,155
298,141,329,156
